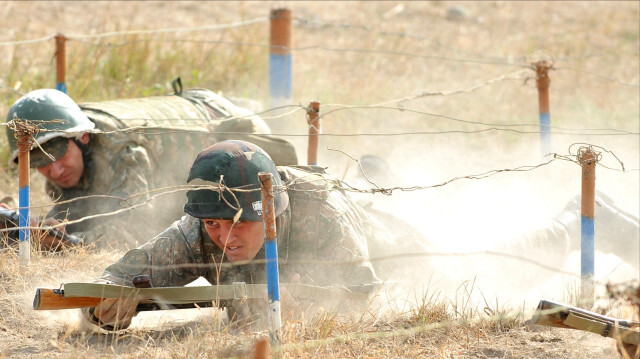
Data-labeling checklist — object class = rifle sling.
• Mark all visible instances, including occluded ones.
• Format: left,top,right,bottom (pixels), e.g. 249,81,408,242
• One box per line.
63,282,366,304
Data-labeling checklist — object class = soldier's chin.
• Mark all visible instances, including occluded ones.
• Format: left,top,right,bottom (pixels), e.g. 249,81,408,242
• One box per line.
226,251,251,263
57,179,79,188
54,174,81,188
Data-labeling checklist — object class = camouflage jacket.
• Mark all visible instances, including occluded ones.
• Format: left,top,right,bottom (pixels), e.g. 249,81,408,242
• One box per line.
45,89,298,249
82,166,380,328
98,166,378,286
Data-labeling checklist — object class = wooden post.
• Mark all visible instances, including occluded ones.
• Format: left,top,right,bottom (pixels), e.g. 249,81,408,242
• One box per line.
16,122,32,265
306,101,321,165
259,172,282,344
535,61,551,155
55,34,67,93
269,8,292,108
579,147,596,305
253,338,271,359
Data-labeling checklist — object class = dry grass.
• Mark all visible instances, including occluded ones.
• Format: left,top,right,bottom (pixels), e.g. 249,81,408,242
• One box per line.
0,244,628,358
0,1,638,358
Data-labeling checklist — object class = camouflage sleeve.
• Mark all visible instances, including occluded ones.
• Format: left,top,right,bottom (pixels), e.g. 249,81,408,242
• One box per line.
68,140,162,249
80,215,206,331
289,189,379,290
98,215,207,287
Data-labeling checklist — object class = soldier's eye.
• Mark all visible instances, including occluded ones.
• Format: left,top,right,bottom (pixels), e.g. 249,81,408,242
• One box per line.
205,220,219,228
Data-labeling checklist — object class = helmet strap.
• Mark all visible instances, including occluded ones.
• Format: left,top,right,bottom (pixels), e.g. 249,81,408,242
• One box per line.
73,136,93,175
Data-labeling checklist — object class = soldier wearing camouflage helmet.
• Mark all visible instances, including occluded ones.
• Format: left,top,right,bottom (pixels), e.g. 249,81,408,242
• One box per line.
4,89,298,249
82,140,380,331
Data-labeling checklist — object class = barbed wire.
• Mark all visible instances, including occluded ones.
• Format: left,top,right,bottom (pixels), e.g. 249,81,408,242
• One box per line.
293,15,640,63
2,90,636,138
554,66,640,88
371,68,529,106
1,29,637,88
0,18,267,47
1,141,635,235
0,8,637,353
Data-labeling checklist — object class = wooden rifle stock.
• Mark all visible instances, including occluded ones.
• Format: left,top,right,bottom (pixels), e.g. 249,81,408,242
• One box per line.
532,299,640,345
33,287,219,311
34,288,101,310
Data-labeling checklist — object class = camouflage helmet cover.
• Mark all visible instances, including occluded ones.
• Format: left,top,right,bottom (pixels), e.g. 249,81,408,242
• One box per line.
5,89,95,166
184,140,289,221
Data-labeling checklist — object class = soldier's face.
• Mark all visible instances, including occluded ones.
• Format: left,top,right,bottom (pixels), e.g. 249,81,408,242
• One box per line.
36,136,88,189
203,219,265,262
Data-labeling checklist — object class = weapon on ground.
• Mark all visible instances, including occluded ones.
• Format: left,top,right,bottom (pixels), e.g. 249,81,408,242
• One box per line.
531,299,640,345
33,280,374,312
0,207,83,249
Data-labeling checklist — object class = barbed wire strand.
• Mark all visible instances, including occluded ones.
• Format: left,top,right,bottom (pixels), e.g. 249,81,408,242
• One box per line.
0,18,267,47
1,42,637,89
2,141,635,235
1,97,636,138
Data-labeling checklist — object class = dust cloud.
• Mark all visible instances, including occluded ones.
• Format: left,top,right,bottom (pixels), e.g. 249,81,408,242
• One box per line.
316,132,639,317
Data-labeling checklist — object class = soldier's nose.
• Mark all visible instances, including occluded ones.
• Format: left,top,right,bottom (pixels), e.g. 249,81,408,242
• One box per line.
49,162,64,178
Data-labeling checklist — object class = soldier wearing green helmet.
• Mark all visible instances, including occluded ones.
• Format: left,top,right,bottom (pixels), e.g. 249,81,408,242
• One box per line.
82,140,381,331
4,88,298,249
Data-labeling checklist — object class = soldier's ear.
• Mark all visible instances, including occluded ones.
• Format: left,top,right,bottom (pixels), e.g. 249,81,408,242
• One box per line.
79,133,90,145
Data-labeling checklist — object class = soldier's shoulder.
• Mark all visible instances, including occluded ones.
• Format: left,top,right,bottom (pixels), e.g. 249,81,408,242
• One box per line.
278,165,340,202
278,165,334,186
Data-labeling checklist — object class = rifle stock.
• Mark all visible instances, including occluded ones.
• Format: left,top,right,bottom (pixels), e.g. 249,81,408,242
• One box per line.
532,299,640,345
0,207,83,249
33,287,220,311
34,288,102,310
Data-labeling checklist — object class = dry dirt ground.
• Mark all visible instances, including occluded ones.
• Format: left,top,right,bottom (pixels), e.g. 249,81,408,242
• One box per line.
0,1,638,358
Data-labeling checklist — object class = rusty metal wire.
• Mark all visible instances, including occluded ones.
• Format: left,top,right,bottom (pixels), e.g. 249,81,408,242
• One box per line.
5,116,38,156
1,17,637,88
2,141,634,235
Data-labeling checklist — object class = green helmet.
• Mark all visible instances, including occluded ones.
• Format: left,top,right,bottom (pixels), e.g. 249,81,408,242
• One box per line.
5,89,95,166
184,140,289,221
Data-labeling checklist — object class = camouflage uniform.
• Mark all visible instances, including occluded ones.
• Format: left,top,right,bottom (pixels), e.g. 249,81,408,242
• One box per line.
45,89,297,248
83,166,380,328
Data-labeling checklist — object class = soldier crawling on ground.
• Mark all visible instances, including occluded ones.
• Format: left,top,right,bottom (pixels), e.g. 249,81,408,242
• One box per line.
81,140,385,330
2,88,298,250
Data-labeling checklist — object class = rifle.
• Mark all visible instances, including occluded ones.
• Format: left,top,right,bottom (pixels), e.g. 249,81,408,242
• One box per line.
531,299,640,345
0,207,83,249
33,280,374,312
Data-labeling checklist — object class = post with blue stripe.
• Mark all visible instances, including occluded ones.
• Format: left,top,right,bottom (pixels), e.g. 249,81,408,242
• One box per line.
55,34,68,94
269,8,292,109
535,61,551,156
306,101,321,165
259,172,282,344
16,121,32,265
579,147,596,305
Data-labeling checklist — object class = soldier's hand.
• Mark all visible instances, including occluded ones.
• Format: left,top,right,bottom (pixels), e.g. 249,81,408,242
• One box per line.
92,296,139,330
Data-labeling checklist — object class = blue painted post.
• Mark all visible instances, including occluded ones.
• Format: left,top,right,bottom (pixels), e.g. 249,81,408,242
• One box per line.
259,172,282,343
535,61,551,155
17,127,31,265
55,34,67,93
269,8,292,108
580,148,596,303
306,101,320,165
